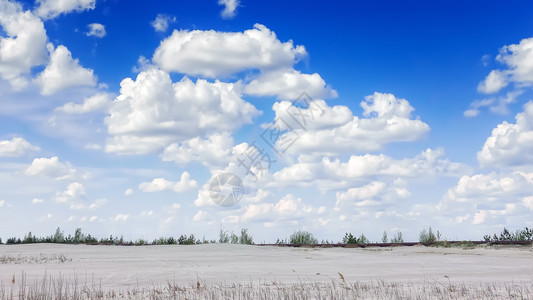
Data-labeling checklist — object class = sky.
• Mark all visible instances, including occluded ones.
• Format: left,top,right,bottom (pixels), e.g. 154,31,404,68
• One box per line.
1,0,533,243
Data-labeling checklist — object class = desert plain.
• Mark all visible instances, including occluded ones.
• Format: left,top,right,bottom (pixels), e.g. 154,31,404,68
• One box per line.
1,243,533,299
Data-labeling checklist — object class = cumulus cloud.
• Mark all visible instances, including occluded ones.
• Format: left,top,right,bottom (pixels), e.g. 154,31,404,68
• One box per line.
139,172,197,193
439,172,533,225
335,181,410,208
478,70,508,94
477,36,533,94
0,0,48,90
161,132,235,169
86,23,106,38
54,182,86,203
152,24,306,78
272,148,469,189
25,156,87,180
56,93,112,114
269,92,430,156
35,0,95,19
244,68,337,100
240,194,313,222
478,101,533,167
35,44,97,95
218,0,240,19
105,69,260,155
0,137,40,157
151,14,176,32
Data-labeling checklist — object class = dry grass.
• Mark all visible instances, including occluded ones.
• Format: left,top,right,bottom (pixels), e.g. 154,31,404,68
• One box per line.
0,272,532,299
0,253,71,264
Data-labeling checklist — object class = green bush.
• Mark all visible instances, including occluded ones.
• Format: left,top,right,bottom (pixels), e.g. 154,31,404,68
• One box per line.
381,231,388,243
219,229,230,243
390,231,404,243
419,227,441,243
483,227,533,242
239,228,254,245
343,233,368,244
289,230,317,244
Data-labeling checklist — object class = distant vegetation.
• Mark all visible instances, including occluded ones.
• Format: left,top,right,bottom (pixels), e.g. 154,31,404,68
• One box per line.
1,226,532,246
483,227,533,242
418,227,442,243
2,227,254,246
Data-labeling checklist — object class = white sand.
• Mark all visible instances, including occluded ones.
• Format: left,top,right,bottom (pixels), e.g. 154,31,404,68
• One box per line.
1,244,532,290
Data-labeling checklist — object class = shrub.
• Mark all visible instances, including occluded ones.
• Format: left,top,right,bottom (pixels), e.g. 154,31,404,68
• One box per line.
275,238,287,244
53,227,65,243
390,231,404,243
219,229,230,243
419,227,441,243
381,231,388,243
483,227,533,242
343,233,368,244
289,230,317,244
230,232,239,244
22,231,36,244
342,233,357,244
239,228,254,245
6,237,21,244
178,234,197,245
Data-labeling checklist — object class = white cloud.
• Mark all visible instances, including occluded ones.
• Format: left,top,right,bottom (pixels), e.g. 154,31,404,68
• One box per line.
54,182,86,203
86,23,106,38
71,197,107,210
0,200,5,207
151,14,176,32
152,24,306,78
35,44,97,95
124,188,133,196
477,70,508,94
35,0,95,20
497,37,533,84
139,172,197,193
0,0,47,90
477,37,533,94
273,148,469,189
161,132,235,169
193,210,210,222
439,172,533,225
244,68,337,100
464,99,494,117
218,0,240,19
465,90,523,117
478,101,533,167
32,198,44,204
336,181,410,208
240,194,314,222
25,156,85,180
114,214,129,221
105,69,260,155
270,92,430,156
0,137,40,157
56,93,111,114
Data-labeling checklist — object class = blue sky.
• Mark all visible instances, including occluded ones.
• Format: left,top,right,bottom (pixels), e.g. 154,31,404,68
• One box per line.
1,0,533,242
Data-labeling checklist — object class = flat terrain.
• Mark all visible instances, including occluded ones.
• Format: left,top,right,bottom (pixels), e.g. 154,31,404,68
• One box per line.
1,243,532,291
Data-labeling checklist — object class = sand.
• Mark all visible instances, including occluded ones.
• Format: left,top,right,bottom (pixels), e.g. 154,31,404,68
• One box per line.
1,243,532,290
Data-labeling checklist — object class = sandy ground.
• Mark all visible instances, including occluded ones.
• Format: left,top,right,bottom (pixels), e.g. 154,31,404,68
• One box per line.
0,244,532,290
